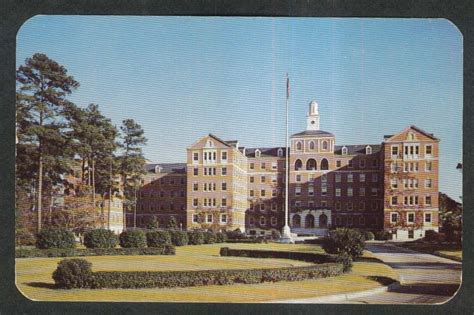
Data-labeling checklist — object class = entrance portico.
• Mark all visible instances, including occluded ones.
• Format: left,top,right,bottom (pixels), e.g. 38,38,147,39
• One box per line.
290,209,331,236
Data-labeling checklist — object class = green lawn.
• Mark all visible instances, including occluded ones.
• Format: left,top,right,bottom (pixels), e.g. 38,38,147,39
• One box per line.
395,241,462,262
16,243,398,302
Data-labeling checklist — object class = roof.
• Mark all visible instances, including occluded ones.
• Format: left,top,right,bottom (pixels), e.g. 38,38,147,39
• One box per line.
291,130,334,138
384,125,439,142
208,133,232,147
145,163,186,174
334,144,382,156
244,147,288,158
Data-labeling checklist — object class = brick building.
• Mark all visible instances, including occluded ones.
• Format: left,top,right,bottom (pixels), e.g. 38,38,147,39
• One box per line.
135,100,439,240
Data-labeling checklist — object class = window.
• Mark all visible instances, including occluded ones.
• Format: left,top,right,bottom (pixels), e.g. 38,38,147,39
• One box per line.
261,176,265,183
249,217,255,225
359,159,366,168
271,203,277,211
335,188,341,197
220,214,227,223
321,184,327,196
366,146,372,155
372,159,378,168
320,158,329,170
391,146,399,157
425,196,432,205
348,160,353,168
222,167,227,175
309,141,315,150
321,200,327,207
342,146,348,155
425,145,432,156
250,176,254,183
391,213,398,223
426,161,432,172
272,189,277,197
259,203,265,211
359,188,365,197
335,201,341,210
372,173,378,182
308,185,314,196
407,212,415,223
277,148,283,157
347,202,353,211
221,198,227,207
321,174,327,183
255,149,261,158
260,189,266,197
347,173,353,182
391,162,397,173
322,141,328,150
261,162,266,170
408,230,414,239
193,183,198,191
295,159,303,170
360,174,366,182
206,214,213,223
308,201,314,208
272,162,277,170
193,198,198,207
249,190,254,197
359,201,365,210
371,201,377,211
335,173,341,182
391,196,398,205
347,217,353,226
295,186,301,196
347,187,353,197
371,188,378,196
213,168,217,175
271,217,277,225
193,152,199,161
391,178,398,189
193,168,198,176
193,214,199,223
250,163,254,170
296,141,302,151
296,174,301,182
271,175,277,183
260,216,266,225
221,182,227,191
221,151,227,161
336,160,341,167
424,213,432,223
425,179,432,188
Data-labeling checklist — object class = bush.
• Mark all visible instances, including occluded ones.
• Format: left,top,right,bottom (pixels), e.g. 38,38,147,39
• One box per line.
83,229,118,249
15,228,36,246
226,229,244,240
374,231,392,241
335,253,353,272
215,232,227,243
52,258,93,289
219,247,334,264
188,231,205,245
146,230,171,247
170,230,189,246
363,231,375,241
36,226,76,249
119,230,147,248
424,230,445,242
204,231,217,244
16,245,176,258
322,228,365,259
271,230,282,240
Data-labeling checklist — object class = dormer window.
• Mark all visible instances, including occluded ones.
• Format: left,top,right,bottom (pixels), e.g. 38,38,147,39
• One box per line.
154,165,162,173
342,146,348,155
255,149,261,158
366,146,372,155
277,148,283,157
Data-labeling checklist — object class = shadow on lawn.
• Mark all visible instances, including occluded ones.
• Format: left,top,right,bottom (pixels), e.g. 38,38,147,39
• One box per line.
25,282,58,289
389,282,460,296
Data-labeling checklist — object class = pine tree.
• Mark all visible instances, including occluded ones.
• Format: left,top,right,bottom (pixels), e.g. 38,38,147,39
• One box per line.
16,53,79,232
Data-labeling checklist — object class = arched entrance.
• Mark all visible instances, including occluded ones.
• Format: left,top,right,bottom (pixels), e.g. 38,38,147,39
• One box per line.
292,214,301,228
319,214,328,228
305,214,315,228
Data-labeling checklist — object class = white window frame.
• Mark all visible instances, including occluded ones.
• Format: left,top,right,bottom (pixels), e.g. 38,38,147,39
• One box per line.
360,173,366,182
206,214,213,223
425,178,432,188
335,188,341,197
407,212,415,224
220,214,227,223
193,214,199,223
390,212,398,223
347,187,353,197
425,145,433,157
424,212,432,223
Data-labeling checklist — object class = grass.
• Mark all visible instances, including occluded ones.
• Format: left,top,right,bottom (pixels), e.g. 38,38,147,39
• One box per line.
16,243,398,302
395,241,462,262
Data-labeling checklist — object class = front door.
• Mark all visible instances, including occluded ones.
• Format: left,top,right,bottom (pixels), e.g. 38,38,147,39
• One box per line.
319,214,328,228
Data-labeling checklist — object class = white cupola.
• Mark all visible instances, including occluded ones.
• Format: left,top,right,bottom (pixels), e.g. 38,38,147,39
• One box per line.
307,100,320,130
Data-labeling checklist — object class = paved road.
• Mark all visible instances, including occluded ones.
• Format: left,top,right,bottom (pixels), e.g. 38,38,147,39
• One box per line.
342,243,462,304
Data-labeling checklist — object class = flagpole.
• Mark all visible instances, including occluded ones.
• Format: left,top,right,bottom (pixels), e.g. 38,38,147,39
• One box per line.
280,73,294,243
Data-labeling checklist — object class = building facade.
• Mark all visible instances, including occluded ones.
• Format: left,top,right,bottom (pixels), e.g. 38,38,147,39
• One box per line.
135,101,440,240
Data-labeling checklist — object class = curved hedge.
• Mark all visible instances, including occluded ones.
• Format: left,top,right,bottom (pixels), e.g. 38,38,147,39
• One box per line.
16,245,175,258
219,247,335,264
36,227,76,249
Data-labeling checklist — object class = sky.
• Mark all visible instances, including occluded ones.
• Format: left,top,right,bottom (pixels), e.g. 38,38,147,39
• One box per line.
17,16,463,201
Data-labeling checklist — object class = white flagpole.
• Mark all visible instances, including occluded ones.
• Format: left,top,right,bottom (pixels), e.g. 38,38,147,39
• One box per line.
281,73,293,243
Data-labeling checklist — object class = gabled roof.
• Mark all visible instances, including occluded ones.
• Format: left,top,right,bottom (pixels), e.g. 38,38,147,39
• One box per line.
244,147,288,158
207,133,233,147
384,125,439,142
291,130,334,138
334,144,382,156
145,163,186,174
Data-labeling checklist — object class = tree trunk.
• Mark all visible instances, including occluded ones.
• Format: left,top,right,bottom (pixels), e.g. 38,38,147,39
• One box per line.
108,159,112,230
134,185,137,230
92,157,96,215
37,152,43,233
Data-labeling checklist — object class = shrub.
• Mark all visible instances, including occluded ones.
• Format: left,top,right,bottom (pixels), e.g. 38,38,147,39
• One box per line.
363,231,375,241
271,230,282,240
219,247,334,264
424,230,446,242
119,230,147,248
15,228,36,246
226,229,244,240
16,245,175,258
146,230,171,247
83,229,118,249
170,230,188,246
188,230,205,245
215,232,227,243
167,216,178,230
52,258,93,289
322,228,365,259
335,253,353,272
36,226,76,249
204,231,217,244
374,231,392,241
147,215,160,230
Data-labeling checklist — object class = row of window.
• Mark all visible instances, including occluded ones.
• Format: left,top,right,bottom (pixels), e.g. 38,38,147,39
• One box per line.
151,177,186,185
335,187,379,197
391,144,433,158
334,216,377,227
140,190,185,198
390,212,432,224
249,175,279,183
390,178,433,189
390,161,433,172
193,150,228,162
295,140,330,151
334,200,379,211
248,216,278,226
390,195,432,206
249,161,279,170
192,213,228,223
192,198,227,208
193,167,226,176
249,203,279,211
140,204,186,211
193,182,227,191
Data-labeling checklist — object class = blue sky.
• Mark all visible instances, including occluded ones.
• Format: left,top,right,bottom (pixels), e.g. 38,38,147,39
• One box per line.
17,16,463,201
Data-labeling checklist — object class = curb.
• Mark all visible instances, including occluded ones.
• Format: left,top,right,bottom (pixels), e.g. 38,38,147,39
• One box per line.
263,281,401,304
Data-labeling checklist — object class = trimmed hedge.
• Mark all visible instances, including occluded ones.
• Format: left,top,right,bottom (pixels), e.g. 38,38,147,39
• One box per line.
170,230,189,246
36,227,76,249
146,230,171,247
374,231,392,241
119,230,147,248
216,232,227,243
16,245,175,258
188,231,205,245
219,247,335,264
53,259,344,289
83,229,118,249
204,231,217,244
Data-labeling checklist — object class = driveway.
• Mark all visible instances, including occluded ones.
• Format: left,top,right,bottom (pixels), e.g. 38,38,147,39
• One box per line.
342,243,462,304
